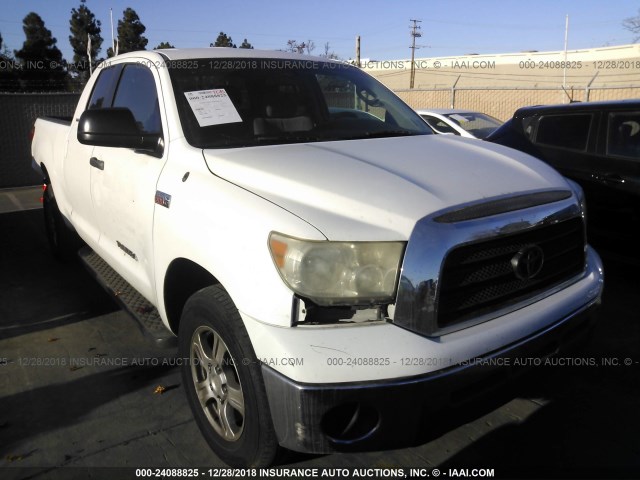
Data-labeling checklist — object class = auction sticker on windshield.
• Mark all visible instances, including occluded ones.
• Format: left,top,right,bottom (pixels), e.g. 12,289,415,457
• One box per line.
184,89,242,127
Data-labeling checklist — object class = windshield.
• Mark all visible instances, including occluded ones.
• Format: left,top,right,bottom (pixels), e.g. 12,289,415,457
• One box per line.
168,58,432,148
443,112,502,139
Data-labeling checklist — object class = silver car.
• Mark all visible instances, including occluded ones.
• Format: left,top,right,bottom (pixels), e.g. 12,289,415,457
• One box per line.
417,108,502,139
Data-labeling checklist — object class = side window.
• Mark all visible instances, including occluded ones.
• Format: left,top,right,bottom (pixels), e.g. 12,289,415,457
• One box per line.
522,116,537,141
535,114,592,151
317,74,385,121
112,64,161,134
87,66,120,110
607,112,640,159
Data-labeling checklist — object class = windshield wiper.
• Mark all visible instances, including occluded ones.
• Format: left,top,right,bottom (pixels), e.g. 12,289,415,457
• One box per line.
254,134,326,145
203,131,421,148
347,130,421,140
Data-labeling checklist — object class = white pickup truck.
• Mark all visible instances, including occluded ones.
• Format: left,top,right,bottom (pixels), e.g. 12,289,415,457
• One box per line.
31,48,603,467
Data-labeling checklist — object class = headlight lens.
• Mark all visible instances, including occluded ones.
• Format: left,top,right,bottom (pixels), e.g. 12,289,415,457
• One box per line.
269,232,405,306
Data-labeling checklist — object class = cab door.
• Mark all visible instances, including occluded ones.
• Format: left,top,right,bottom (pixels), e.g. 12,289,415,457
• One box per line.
598,111,640,203
89,63,167,302
63,64,122,245
588,110,640,248
532,112,598,187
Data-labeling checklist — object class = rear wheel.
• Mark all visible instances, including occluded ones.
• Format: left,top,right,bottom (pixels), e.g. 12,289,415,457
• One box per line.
178,285,280,467
42,184,83,260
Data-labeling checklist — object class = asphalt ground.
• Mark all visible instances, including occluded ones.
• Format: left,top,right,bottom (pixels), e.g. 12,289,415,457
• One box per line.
1,188,639,480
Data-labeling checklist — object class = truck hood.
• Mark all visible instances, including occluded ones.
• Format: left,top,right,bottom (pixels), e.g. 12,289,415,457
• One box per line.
202,135,571,240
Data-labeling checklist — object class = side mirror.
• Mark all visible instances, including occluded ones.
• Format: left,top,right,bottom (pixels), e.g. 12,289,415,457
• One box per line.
77,108,163,156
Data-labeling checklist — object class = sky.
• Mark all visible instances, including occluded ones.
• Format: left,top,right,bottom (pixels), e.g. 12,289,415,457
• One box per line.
1,0,638,62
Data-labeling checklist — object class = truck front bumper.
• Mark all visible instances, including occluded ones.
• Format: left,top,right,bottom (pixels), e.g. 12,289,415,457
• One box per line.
262,298,600,454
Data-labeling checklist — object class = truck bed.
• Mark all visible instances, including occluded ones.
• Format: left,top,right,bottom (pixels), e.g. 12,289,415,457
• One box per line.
39,115,73,126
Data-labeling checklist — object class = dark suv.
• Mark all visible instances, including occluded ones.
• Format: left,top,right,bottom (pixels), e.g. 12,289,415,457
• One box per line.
486,100,640,260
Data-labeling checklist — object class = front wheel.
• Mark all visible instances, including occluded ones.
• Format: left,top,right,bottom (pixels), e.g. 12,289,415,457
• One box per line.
178,285,280,467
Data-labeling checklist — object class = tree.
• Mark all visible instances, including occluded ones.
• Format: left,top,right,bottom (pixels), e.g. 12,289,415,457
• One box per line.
107,7,148,56
623,9,640,42
69,0,102,79
285,40,315,54
211,32,236,48
304,40,315,55
321,42,339,60
0,31,17,91
14,12,66,91
239,38,253,49
155,41,175,49
286,40,303,53
0,30,14,63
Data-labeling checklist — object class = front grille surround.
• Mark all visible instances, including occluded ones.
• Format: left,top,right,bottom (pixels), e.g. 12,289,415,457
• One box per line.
437,217,585,329
393,189,586,337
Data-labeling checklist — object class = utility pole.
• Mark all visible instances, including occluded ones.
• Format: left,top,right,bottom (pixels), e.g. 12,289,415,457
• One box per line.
356,35,361,67
110,8,115,54
563,14,569,103
409,19,422,89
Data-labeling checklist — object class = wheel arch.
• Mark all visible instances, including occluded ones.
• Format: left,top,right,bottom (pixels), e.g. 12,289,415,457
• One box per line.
163,258,219,334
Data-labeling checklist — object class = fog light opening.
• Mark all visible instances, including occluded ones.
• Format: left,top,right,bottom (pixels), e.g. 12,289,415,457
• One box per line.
321,402,380,443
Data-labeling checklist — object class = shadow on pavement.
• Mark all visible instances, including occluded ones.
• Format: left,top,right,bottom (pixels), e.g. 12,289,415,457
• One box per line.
0,364,178,456
440,373,640,475
0,210,117,340
437,256,640,475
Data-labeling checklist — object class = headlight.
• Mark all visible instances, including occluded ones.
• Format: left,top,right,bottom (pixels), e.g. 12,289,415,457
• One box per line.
269,232,405,306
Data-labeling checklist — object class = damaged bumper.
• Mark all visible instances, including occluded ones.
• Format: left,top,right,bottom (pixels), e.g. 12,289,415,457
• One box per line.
262,298,600,454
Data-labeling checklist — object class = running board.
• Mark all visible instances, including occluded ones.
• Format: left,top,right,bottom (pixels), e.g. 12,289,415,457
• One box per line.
79,247,176,346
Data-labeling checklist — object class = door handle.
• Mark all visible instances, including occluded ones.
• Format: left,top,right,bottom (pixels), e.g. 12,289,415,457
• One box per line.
89,157,104,170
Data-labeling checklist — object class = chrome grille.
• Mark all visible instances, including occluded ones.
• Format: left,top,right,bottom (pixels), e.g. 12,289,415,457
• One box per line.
437,217,585,329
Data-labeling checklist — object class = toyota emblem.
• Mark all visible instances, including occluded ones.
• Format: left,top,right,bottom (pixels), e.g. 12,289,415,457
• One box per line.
511,245,544,280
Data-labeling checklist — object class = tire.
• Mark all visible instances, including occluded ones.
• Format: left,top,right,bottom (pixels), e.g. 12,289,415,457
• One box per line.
178,285,280,467
42,184,83,260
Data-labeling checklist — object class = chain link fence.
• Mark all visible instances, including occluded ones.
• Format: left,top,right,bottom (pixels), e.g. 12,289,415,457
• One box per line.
393,86,640,122
0,93,80,188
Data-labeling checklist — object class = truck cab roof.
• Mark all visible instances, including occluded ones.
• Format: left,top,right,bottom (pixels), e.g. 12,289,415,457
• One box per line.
111,47,346,64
